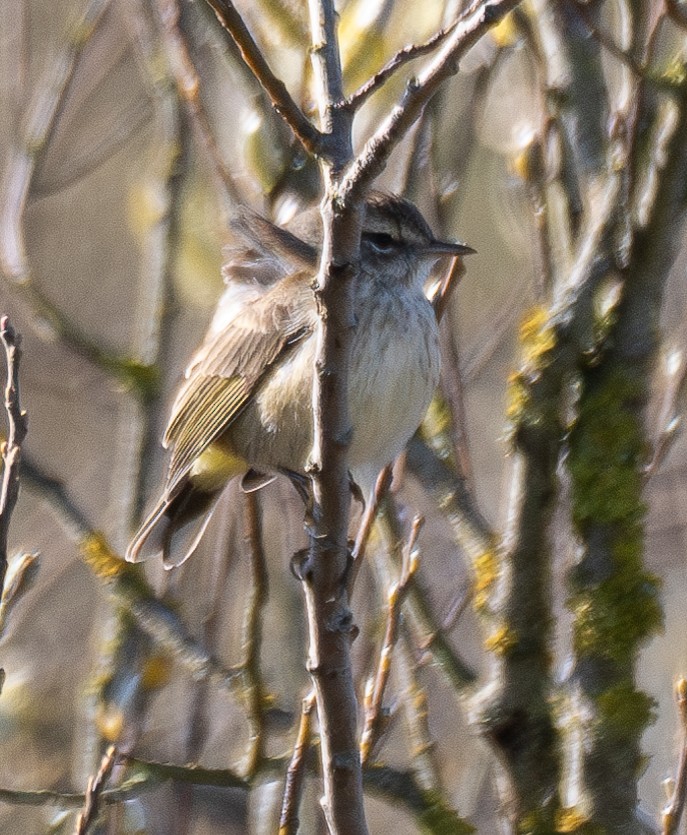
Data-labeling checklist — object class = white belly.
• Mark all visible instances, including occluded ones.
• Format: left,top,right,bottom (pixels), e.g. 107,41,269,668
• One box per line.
230,281,440,490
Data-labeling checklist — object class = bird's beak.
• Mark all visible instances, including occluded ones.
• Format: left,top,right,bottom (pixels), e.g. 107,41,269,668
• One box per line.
426,239,476,256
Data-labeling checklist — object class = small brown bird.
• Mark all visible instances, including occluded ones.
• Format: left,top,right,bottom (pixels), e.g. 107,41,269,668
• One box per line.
126,193,473,567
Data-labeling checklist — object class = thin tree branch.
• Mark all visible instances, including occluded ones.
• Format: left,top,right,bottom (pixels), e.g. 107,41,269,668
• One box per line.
646,345,687,477
279,690,316,835
0,777,158,809
0,753,473,830
0,0,111,282
348,465,393,594
573,2,645,78
201,0,323,156
241,490,269,777
360,517,422,766
299,0,365,831
155,0,241,206
346,18,460,111
396,624,441,793
75,745,118,835
340,0,525,204
513,134,555,298
0,552,38,638
663,678,687,834
377,493,477,689
0,318,27,598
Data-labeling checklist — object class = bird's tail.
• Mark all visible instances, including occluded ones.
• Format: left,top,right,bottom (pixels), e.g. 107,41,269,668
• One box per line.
126,480,221,568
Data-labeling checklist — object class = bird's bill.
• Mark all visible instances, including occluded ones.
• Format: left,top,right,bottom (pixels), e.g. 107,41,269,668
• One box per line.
426,240,476,256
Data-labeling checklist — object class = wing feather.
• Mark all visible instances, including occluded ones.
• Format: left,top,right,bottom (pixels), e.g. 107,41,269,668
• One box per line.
163,274,315,492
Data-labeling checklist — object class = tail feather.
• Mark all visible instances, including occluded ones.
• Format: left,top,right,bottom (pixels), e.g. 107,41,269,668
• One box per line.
126,480,221,568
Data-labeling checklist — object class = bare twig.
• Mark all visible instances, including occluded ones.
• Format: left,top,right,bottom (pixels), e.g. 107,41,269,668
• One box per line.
377,494,477,689
340,0,526,203
202,0,323,155
662,678,687,834
646,346,687,477
0,318,27,597
0,752,470,830
0,0,110,283
513,135,555,298
74,745,118,835
155,0,241,206
241,490,269,777
346,18,460,111
573,2,645,78
431,255,467,324
396,624,441,792
279,690,316,835
0,552,39,637
431,255,476,487
437,584,472,636
0,777,157,809
360,516,422,765
348,465,393,595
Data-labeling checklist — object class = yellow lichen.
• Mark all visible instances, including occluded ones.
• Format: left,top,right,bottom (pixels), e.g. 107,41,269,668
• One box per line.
490,11,518,47
80,533,126,580
519,306,556,371
472,547,500,610
663,56,687,86
506,371,529,423
484,624,517,655
96,703,124,742
555,806,589,832
141,654,173,690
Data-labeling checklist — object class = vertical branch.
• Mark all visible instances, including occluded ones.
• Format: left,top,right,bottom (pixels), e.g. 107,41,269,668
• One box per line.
0,318,27,597
155,0,242,207
565,77,687,831
241,490,269,777
302,2,365,833
663,678,687,835
360,517,422,766
279,690,317,835
117,0,182,538
0,0,110,283
75,745,118,835
395,625,442,794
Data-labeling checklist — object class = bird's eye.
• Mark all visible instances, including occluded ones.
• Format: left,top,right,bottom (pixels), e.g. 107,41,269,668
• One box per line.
365,232,397,253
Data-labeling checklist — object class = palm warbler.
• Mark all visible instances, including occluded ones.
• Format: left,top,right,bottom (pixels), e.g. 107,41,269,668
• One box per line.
126,193,473,566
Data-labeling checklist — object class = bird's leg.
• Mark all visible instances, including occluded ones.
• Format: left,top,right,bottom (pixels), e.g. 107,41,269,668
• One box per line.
281,468,320,579
285,470,358,598
279,467,312,506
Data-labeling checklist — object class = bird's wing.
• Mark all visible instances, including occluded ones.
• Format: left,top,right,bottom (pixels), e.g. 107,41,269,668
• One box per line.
163,274,315,491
